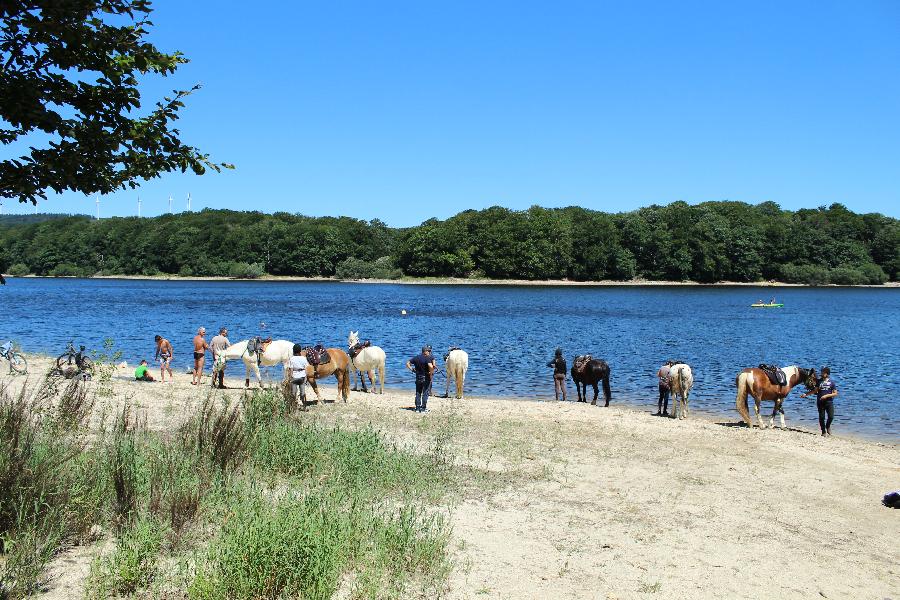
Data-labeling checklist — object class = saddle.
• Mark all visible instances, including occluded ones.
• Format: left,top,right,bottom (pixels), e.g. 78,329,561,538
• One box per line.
758,364,787,386
444,346,461,361
573,354,592,372
304,344,331,367
248,336,273,364
348,339,371,359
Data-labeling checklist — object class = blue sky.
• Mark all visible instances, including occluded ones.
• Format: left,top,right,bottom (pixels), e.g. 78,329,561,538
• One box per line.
4,0,900,225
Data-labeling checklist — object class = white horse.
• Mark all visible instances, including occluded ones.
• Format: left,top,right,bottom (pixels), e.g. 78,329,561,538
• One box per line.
444,348,469,399
347,331,386,394
668,363,693,419
214,339,293,388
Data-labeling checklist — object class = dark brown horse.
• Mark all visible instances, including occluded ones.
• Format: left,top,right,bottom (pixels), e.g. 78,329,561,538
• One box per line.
571,355,612,406
304,348,351,404
735,366,816,428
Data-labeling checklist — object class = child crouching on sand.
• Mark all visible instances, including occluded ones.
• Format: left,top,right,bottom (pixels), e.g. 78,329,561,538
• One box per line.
135,359,155,382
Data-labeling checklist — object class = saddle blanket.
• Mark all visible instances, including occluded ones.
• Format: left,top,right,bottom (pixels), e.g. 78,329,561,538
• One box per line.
305,345,331,366
573,354,593,371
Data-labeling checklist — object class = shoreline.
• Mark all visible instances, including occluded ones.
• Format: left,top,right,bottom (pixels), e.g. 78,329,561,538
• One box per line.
12,353,898,445
5,273,899,288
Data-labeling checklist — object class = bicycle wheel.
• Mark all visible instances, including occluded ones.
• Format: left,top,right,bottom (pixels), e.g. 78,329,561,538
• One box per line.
79,356,95,373
56,353,74,371
9,352,27,374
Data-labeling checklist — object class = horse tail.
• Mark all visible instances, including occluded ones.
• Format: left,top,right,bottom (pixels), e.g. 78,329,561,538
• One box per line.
342,361,351,400
679,367,687,398
602,366,612,404
735,372,752,426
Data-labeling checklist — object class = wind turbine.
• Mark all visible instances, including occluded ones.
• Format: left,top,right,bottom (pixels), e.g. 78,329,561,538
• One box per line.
168,195,173,213
137,196,142,217
186,193,192,211
95,196,100,220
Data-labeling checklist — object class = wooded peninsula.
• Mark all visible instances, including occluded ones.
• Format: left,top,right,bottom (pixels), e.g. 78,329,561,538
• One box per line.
1,201,897,284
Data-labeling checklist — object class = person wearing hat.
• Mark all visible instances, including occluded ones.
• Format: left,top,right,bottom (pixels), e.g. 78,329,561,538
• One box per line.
547,348,568,401
406,345,436,413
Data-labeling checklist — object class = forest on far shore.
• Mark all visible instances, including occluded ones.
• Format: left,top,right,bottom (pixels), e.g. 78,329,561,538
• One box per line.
1,201,897,285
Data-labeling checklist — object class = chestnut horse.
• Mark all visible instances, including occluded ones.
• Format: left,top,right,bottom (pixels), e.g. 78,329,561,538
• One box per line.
305,348,351,404
735,366,816,429
571,356,612,406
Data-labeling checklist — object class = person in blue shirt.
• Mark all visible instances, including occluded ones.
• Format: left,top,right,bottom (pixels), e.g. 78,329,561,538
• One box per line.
802,366,839,436
406,345,435,413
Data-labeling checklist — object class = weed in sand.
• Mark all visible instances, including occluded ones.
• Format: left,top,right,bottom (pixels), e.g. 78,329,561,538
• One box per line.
86,515,165,598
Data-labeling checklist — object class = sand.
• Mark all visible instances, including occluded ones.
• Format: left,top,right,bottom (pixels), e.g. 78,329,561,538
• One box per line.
7,357,898,600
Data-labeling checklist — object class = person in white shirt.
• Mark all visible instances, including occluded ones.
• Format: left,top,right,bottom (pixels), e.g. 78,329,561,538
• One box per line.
289,344,310,410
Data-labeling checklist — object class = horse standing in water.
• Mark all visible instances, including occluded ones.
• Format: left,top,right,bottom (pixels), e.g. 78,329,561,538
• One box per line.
571,355,612,406
443,347,469,399
735,366,817,429
304,348,351,404
347,331,386,394
668,363,694,419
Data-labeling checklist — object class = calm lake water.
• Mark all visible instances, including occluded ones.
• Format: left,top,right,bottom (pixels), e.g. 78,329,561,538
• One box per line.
1,279,898,441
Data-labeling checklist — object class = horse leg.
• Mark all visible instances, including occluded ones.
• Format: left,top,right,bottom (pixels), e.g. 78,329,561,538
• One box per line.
351,363,359,391
244,363,251,389
754,399,766,429
590,381,599,406
775,398,785,429
456,372,464,399
360,367,369,393
445,371,451,399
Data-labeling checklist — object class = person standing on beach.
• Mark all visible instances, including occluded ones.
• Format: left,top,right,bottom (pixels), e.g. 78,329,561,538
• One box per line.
209,327,230,389
802,366,839,436
406,345,435,413
154,335,174,382
288,344,309,410
656,360,672,416
192,327,210,385
547,348,567,401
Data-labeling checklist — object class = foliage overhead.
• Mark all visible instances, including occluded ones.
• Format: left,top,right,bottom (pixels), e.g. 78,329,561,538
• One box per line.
0,202,896,284
0,0,231,205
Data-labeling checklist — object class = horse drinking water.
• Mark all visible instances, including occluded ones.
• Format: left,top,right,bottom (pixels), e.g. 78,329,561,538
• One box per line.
571,355,612,406
443,347,468,399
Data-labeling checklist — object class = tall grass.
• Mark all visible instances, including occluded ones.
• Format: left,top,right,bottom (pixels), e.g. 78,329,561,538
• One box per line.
0,377,105,599
2,383,460,599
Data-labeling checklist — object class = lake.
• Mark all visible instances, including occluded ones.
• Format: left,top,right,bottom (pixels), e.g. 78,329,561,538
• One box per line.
2,278,898,441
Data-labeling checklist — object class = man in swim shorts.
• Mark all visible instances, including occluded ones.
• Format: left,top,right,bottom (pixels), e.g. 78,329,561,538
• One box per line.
192,327,210,385
154,335,174,382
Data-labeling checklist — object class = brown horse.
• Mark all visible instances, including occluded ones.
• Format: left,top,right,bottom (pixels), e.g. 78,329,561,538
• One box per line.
735,366,816,429
305,348,351,404
571,355,612,406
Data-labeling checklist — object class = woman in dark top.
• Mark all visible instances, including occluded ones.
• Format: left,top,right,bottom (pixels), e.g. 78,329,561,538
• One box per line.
547,348,567,401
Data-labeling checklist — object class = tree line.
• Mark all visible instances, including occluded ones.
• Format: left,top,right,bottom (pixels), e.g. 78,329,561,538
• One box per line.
0,202,897,284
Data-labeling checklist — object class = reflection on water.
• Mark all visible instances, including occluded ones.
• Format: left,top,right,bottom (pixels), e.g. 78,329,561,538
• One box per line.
3,279,898,441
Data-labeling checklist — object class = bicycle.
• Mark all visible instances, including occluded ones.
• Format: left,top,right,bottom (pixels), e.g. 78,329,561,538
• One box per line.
1,341,27,375
56,341,94,376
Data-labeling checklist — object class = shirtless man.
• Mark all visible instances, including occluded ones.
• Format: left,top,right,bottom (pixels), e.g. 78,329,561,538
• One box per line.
192,327,210,385
154,335,174,382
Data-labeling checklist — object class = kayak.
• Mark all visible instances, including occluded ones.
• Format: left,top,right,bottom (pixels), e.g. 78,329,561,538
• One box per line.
750,303,784,308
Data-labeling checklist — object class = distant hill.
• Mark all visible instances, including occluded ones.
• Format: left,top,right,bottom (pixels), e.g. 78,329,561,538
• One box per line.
0,213,89,226
0,203,897,284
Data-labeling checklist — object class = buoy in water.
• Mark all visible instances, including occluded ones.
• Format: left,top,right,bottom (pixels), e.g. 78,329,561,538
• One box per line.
401,309,407,315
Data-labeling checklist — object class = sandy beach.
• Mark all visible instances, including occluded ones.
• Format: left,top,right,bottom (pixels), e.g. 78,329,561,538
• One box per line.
7,356,898,600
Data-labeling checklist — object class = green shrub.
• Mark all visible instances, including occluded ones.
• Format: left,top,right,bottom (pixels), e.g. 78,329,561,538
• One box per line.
858,263,888,284
227,261,265,279
828,266,867,285
6,263,29,276
48,262,86,277
335,256,402,280
779,263,830,285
